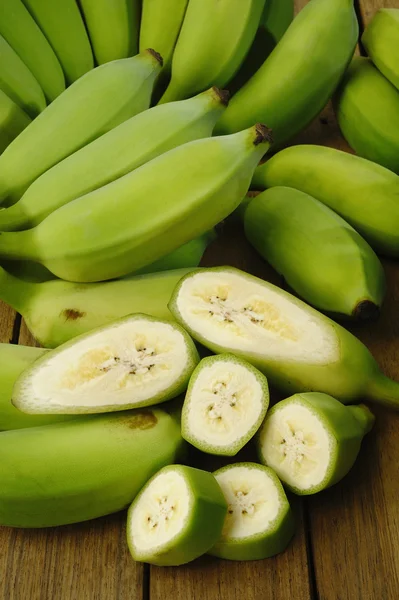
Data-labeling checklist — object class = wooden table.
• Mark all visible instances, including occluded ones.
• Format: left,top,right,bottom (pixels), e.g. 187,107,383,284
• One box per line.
1,0,398,598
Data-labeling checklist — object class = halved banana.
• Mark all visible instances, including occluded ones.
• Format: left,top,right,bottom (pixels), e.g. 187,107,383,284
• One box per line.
208,462,295,561
182,354,269,456
126,464,227,566
12,314,199,414
258,392,375,495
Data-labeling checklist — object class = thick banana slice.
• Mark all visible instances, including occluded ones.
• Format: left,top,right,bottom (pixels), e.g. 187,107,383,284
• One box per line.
182,354,269,456
208,463,295,561
258,393,375,495
12,314,199,415
127,464,227,566
169,267,399,409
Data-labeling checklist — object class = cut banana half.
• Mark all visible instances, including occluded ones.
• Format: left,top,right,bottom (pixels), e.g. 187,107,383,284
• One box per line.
258,392,375,495
182,354,269,456
208,463,295,561
12,314,199,415
127,464,227,566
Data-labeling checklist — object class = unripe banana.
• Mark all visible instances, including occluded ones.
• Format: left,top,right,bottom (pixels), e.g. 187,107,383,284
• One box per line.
0,124,272,282
362,8,399,91
0,89,31,154
139,0,188,78
334,57,399,174
0,33,46,118
0,407,184,527
252,145,399,257
215,0,358,145
243,187,386,320
169,267,399,411
0,88,228,231
209,463,295,560
80,0,140,65
0,0,65,101
0,50,162,206
262,0,294,43
0,343,74,430
258,392,375,495
159,0,266,104
0,266,194,348
22,0,94,84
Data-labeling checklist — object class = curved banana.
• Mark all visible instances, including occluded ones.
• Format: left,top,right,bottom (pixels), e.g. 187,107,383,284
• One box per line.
261,0,294,42
334,57,399,175
80,0,140,65
0,88,228,230
0,33,45,117
0,50,161,206
0,125,272,282
0,0,64,101
252,145,399,257
0,407,184,527
0,343,74,430
243,187,386,319
22,0,94,84
0,89,31,154
159,0,266,104
0,266,195,347
215,0,358,145
362,8,399,91
140,0,188,77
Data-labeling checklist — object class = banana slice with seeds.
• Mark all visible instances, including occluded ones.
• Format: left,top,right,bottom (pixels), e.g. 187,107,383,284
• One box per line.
258,392,375,495
12,314,199,414
208,463,295,561
182,354,269,456
127,464,227,566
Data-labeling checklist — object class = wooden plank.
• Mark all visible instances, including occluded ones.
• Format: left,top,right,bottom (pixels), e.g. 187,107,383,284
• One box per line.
0,301,17,344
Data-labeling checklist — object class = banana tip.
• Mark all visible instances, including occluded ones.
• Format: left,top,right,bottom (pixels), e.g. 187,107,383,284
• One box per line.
212,87,230,106
254,124,273,146
147,48,164,68
353,300,380,322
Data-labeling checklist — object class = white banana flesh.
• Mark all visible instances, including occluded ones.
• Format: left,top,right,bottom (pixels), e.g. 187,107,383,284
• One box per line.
176,270,338,364
13,315,198,414
129,469,191,553
182,354,269,455
216,465,280,539
259,402,332,491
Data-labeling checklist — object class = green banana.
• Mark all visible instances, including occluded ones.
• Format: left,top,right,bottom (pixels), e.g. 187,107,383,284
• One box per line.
22,0,94,84
0,33,46,118
0,88,228,230
80,0,140,65
334,57,399,175
0,0,65,101
243,187,386,320
169,266,399,411
0,266,194,347
215,0,358,145
0,89,31,154
0,343,74,430
159,0,266,104
362,8,399,91
252,145,399,257
262,0,294,43
139,0,188,78
0,407,184,527
0,124,272,282
0,50,162,206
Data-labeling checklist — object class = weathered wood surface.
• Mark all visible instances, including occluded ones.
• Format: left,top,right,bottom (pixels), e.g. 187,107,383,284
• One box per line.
0,0,398,598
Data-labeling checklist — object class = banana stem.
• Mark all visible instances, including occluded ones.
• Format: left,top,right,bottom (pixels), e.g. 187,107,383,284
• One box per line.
0,265,35,313
348,404,375,434
367,372,399,411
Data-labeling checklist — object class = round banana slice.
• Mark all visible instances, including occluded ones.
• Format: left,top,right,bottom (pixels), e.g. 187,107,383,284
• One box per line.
258,392,375,495
182,354,269,456
127,464,227,566
208,463,295,561
12,314,200,414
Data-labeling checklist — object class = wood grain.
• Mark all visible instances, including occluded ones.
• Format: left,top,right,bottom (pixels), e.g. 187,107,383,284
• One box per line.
357,0,399,25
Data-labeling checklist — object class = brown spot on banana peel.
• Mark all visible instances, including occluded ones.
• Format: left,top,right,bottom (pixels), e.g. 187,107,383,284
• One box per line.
62,309,86,321
254,124,274,146
211,87,230,106
119,411,158,430
146,48,164,68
